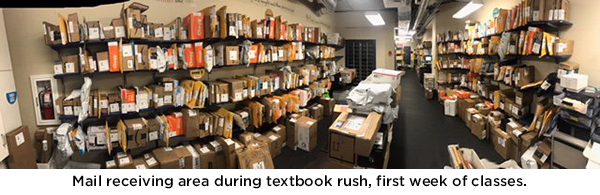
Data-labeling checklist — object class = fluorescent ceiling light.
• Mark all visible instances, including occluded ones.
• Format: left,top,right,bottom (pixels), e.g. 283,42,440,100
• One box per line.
453,0,484,19
365,12,385,26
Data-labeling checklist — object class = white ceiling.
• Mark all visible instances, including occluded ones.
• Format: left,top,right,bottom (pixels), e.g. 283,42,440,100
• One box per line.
335,0,386,12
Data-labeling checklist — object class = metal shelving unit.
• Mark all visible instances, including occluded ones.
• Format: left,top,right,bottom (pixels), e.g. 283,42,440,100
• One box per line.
345,40,376,82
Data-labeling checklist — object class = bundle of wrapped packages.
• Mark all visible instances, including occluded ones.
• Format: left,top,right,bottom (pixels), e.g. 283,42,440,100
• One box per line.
346,69,403,124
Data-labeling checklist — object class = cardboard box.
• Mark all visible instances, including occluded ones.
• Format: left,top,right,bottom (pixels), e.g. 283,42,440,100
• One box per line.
475,103,490,116
121,43,135,72
236,141,274,169
296,117,318,152
534,140,551,166
62,55,79,73
265,131,283,158
111,18,126,38
86,21,101,40
108,92,121,114
508,101,529,119
298,108,309,117
123,3,148,38
207,141,227,169
286,114,300,149
42,22,62,45
469,114,487,140
102,21,115,39
554,40,574,56
116,153,134,169
329,131,355,163
174,146,193,169
220,78,246,102
515,90,533,107
329,112,382,158
67,13,80,43
6,126,37,169
310,104,324,121
318,98,335,116
134,44,149,70
151,147,180,169
226,46,240,65
96,51,110,72
105,160,117,169
200,6,218,38
272,125,286,147
514,66,535,88
132,158,148,169
148,23,164,40
194,144,216,169
143,153,159,169
216,137,237,169
117,118,148,150
182,109,210,139
465,108,479,124
146,118,160,142
458,98,478,122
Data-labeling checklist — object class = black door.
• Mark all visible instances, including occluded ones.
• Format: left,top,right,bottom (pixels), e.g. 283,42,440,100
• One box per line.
345,40,376,81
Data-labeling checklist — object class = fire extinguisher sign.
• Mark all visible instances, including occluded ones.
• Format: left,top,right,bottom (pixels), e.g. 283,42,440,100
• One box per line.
6,91,17,104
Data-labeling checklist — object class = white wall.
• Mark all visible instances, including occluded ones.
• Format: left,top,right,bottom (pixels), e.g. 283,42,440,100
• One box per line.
334,9,397,69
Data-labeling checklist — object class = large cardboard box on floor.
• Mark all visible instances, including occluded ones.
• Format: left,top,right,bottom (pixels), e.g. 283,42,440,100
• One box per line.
318,98,335,116
207,141,227,169
491,128,517,160
6,126,37,169
151,147,180,169
296,117,318,152
285,114,300,149
216,137,237,169
236,141,274,169
329,112,383,163
193,144,217,169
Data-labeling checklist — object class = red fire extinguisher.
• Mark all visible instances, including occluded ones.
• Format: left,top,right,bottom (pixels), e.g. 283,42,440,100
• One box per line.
38,87,55,120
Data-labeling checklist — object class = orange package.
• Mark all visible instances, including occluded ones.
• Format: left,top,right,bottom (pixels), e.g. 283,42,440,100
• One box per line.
194,42,205,68
455,90,471,99
167,112,183,136
108,41,120,72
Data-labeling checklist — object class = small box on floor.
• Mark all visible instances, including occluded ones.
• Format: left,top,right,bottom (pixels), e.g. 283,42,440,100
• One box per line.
444,99,457,116
468,114,486,140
